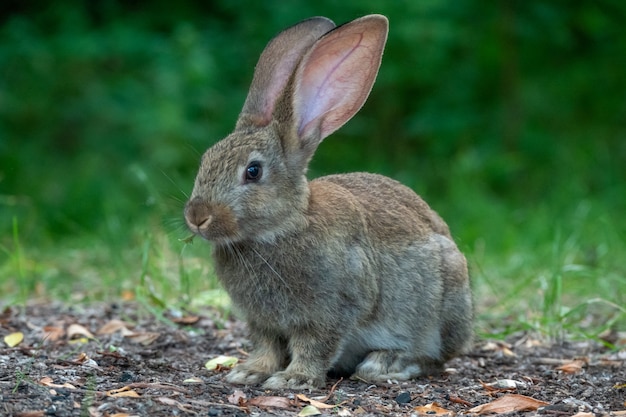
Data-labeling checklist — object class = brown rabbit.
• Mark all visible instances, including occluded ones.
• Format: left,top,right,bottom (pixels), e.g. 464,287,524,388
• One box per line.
184,15,473,389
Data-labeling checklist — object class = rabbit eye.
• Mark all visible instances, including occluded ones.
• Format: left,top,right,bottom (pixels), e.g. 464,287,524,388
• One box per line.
245,161,263,182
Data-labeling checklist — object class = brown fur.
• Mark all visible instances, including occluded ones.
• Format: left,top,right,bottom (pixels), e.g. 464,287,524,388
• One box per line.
184,15,473,389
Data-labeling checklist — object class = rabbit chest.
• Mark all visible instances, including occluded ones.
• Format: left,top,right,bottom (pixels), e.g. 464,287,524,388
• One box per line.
212,232,379,332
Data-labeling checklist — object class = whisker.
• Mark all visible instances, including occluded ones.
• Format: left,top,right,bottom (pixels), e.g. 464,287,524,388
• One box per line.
251,247,291,294
160,169,190,200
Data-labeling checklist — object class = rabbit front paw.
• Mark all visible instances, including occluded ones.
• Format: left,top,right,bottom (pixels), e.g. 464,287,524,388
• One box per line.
262,371,324,390
226,365,271,385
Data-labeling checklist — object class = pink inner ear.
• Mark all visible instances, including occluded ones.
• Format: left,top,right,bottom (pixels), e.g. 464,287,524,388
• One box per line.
295,26,383,140
239,17,336,128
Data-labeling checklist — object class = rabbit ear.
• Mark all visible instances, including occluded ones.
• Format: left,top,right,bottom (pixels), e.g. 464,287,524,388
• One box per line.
238,17,336,128
292,15,388,146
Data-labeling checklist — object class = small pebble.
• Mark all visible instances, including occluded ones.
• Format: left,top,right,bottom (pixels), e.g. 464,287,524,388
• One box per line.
118,371,134,383
208,408,220,416
395,391,411,404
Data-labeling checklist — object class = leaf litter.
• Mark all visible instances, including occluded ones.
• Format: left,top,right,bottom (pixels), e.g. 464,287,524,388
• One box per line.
0,302,624,416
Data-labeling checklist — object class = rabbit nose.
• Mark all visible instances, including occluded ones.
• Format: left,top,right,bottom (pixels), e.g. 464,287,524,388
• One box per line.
185,198,213,231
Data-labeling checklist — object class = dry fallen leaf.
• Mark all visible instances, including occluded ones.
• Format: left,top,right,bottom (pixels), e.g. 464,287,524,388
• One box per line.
556,359,586,374
228,389,247,405
413,402,454,416
97,319,131,335
205,355,238,370
296,393,337,409
171,315,200,325
299,405,322,416
39,377,77,389
157,397,194,413
124,332,160,346
248,396,292,409
480,341,516,357
67,324,95,339
121,290,135,301
480,379,527,392
183,377,204,384
42,326,65,342
106,386,141,397
470,394,548,415
449,394,472,406
4,331,24,347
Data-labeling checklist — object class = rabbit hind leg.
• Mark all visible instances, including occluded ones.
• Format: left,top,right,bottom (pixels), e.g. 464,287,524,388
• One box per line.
352,350,443,381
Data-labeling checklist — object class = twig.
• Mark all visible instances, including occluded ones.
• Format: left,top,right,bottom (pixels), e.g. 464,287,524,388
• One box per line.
186,398,247,411
320,377,343,402
532,358,571,365
127,382,192,394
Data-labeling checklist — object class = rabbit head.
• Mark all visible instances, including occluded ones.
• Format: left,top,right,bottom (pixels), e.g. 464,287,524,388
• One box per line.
185,15,388,245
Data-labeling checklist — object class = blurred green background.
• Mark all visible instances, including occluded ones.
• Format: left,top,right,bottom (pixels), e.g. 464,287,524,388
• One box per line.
1,1,624,337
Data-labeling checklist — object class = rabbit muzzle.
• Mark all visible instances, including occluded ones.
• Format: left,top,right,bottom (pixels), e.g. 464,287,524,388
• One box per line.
184,197,239,242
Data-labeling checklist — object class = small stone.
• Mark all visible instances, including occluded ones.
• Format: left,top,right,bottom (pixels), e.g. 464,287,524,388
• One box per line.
395,391,411,404
118,371,134,383
208,408,220,416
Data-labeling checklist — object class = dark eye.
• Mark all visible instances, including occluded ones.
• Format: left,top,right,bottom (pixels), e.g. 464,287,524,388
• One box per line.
245,161,263,182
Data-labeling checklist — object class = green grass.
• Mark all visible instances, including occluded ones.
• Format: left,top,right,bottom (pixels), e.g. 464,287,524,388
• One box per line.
459,198,626,342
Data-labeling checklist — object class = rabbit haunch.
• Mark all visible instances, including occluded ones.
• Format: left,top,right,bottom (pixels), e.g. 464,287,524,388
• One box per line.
184,15,473,389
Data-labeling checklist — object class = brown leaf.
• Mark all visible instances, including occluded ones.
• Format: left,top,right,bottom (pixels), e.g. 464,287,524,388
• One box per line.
248,396,292,409
67,324,94,339
413,402,454,416
296,393,337,409
480,341,516,357
124,331,160,345
228,389,247,405
448,395,472,406
42,326,65,342
106,386,141,397
171,315,200,325
157,397,194,412
556,359,586,374
121,290,135,301
96,319,131,335
39,377,77,389
469,394,548,415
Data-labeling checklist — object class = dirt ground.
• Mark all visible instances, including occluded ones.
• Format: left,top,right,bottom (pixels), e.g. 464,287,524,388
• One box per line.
0,302,624,416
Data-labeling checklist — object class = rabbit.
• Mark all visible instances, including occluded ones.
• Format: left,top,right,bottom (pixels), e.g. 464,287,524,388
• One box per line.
184,14,473,389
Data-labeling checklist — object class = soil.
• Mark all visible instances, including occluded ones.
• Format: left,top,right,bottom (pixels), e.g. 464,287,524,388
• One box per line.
0,302,624,417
